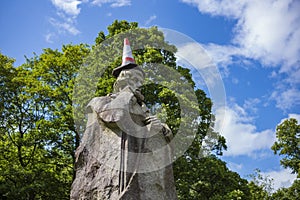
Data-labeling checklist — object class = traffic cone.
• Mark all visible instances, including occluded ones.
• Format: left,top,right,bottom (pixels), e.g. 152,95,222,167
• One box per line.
112,38,138,77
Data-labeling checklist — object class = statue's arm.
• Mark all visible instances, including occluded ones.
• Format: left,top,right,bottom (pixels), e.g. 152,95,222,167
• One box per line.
89,90,146,136
88,89,134,123
88,92,173,142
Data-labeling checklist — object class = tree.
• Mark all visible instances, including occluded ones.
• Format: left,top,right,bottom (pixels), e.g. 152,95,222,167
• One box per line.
271,118,300,177
247,169,273,200
271,179,299,199
1,52,71,199
270,118,300,199
0,44,89,199
175,155,251,200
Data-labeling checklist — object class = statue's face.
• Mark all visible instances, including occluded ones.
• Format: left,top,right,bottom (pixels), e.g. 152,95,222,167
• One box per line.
115,68,144,92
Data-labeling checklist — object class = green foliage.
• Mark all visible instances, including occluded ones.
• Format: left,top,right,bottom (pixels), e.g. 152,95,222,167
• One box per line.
107,20,138,38
247,169,273,200
271,179,300,199
269,118,300,199
224,189,245,200
175,155,251,199
271,118,300,177
1,52,72,199
0,44,89,199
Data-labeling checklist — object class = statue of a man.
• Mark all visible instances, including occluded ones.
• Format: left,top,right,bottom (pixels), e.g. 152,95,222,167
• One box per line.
71,38,177,200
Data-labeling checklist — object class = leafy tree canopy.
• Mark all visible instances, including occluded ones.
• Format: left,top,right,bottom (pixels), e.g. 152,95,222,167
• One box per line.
272,118,300,177
0,44,89,199
271,179,299,199
269,118,300,199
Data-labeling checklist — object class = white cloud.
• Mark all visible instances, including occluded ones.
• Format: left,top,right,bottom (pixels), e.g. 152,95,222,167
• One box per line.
288,113,300,122
92,0,131,7
278,113,300,125
176,42,213,69
49,0,86,39
227,161,243,172
51,0,83,16
202,43,244,77
271,88,300,111
49,0,132,39
262,168,297,191
181,0,300,69
215,103,275,156
233,0,300,70
181,0,300,111
49,18,80,35
145,15,157,26
181,0,245,18
175,41,226,109
243,98,261,114
45,33,55,43
202,43,240,68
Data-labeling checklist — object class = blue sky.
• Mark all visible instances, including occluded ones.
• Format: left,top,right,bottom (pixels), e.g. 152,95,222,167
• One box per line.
1,0,299,191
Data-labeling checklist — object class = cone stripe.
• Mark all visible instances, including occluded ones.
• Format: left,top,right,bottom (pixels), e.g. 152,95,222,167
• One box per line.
124,57,135,62
124,38,130,45
121,38,136,66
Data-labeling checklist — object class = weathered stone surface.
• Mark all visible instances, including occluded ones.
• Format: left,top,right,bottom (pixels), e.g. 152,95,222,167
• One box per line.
70,103,121,200
70,92,177,199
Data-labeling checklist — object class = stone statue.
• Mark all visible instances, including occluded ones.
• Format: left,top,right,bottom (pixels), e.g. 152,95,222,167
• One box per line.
70,38,177,200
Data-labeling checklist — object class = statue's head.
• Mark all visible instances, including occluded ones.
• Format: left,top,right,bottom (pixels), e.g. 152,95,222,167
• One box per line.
114,67,145,92
112,38,145,92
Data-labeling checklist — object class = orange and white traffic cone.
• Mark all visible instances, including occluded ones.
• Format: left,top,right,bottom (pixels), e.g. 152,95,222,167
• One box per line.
112,38,138,77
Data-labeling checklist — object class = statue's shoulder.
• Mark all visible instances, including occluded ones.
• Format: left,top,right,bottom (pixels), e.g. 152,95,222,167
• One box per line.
86,95,115,113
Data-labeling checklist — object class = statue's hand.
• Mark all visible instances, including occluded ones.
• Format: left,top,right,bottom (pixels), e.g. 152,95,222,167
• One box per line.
133,89,144,104
144,116,163,134
144,116,173,142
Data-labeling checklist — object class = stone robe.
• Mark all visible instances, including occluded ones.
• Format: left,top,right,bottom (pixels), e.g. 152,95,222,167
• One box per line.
70,89,177,200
